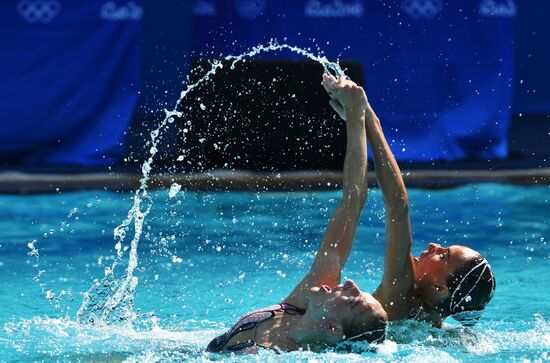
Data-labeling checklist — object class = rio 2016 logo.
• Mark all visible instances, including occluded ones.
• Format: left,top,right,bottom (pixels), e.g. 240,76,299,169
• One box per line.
479,0,516,17
235,0,266,19
304,0,364,18
17,0,61,24
100,1,143,21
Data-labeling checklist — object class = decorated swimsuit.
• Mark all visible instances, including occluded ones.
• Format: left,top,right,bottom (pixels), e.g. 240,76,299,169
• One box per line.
206,303,305,354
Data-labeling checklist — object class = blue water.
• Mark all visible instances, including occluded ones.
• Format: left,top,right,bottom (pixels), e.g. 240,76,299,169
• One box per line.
0,184,548,362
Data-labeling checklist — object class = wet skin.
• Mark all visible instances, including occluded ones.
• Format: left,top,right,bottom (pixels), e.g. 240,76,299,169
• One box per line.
414,243,479,291
226,280,386,351
308,279,386,330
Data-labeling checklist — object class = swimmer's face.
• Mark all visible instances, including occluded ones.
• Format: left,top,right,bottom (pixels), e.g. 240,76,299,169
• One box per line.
309,280,386,338
414,243,478,287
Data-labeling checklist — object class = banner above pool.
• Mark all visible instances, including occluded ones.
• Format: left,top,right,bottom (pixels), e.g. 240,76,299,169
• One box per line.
0,0,142,166
192,0,516,161
0,1,516,167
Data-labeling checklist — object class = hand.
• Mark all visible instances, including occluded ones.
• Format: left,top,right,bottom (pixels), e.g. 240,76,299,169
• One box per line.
322,73,368,122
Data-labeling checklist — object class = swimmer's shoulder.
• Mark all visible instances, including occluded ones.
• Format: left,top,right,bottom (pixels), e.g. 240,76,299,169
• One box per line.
374,286,418,321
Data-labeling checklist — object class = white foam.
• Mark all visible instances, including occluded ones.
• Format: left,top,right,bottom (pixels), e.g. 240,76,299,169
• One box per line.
168,183,182,198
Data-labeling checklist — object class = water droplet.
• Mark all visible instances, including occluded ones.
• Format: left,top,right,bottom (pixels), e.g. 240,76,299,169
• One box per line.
168,183,181,198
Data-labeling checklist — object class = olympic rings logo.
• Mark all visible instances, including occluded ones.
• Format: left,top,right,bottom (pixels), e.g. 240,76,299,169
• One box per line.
235,0,266,19
401,0,443,19
17,0,60,24
193,0,216,16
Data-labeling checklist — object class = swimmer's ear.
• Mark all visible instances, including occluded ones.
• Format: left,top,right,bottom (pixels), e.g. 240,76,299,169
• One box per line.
322,319,344,338
432,284,449,299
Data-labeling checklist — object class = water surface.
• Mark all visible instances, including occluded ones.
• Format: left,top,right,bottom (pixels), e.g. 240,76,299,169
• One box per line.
0,184,548,362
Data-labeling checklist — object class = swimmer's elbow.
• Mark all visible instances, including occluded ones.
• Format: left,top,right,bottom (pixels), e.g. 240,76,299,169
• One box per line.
386,193,409,215
341,188,368,214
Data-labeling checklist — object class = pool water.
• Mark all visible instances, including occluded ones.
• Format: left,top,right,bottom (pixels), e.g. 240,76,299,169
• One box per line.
0,184,548,362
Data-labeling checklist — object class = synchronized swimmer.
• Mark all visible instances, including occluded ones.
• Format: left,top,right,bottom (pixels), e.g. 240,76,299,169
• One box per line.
206,74,495,354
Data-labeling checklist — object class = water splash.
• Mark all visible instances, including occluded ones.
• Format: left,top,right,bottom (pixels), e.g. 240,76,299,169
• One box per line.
26,240,54,307
76,40,348,325
168,183,182,199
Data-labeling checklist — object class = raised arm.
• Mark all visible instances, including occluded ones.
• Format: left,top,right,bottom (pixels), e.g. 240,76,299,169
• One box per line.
283,74,369,309
367,107,414,318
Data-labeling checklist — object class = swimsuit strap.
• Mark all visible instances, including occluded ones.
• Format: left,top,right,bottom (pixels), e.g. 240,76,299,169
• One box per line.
252,303,304,350
279,302,306,315
409,303,424,320
408,294,426,321
206,303,304,353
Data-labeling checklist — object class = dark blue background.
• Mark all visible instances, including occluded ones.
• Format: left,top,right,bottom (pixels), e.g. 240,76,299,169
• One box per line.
0,0,141,166
190,0,515,161
1,0,547,167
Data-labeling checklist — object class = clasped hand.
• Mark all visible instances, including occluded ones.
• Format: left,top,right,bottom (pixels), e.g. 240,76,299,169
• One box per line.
321,73,368,122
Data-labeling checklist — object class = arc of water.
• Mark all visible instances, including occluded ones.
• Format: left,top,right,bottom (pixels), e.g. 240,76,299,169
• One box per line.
77,40,347,325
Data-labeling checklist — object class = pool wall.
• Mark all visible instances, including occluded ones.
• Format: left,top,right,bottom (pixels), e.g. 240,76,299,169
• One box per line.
0,168,548,194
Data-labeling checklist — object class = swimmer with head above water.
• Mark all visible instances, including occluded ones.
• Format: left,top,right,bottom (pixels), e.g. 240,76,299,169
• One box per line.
206,74,387,353
322,74,496,328
207,73,496,354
